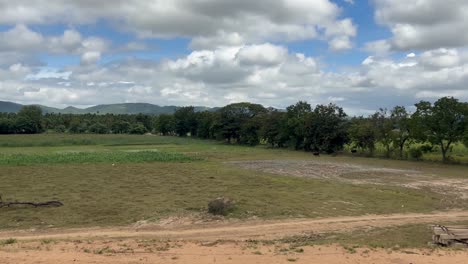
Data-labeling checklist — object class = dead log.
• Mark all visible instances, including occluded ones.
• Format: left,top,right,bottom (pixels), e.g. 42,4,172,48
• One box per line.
0,194,63,208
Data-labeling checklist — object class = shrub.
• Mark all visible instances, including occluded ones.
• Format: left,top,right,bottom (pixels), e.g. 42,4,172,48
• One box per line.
419,144,434,153
54,125,67,133
89,123,109,134
207,197,234,216
409,147,423,160
129,123,147,135
1,238,17,245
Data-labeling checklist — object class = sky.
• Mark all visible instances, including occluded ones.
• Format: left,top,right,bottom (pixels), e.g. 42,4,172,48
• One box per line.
0,0,467,115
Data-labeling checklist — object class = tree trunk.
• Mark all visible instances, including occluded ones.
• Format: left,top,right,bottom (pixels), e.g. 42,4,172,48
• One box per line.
441,141,452,163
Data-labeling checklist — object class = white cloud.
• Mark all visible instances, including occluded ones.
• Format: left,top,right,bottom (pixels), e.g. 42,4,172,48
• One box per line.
0,24,44,51
372,0,468,50
237,44,288,66
80,51,101,65
0,0,356,50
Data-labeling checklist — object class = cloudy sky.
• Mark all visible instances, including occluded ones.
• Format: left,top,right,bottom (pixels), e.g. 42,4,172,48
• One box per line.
1,0,467,114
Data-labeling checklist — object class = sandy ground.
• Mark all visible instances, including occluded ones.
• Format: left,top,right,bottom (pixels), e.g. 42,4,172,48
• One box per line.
1,211,468,263
228,160,468,198
1,240,468,264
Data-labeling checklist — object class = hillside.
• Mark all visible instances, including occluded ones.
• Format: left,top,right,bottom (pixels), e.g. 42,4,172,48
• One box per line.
0,101,214,115
0,101,23,113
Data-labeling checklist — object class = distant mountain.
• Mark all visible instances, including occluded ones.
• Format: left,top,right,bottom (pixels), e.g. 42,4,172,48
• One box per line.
0,101,23,113
0,101,216,115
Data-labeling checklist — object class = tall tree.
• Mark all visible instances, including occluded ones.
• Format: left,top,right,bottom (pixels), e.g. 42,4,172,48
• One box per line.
196,111,216,139
390,106,411,159
412,97,466,162
348,117,376,155
216,102,267,143
372,109,394,158
260,110,288,147
155,114,175,136
15,105,43,134
286,101,311,150
304,103,348,153
174,106,198,136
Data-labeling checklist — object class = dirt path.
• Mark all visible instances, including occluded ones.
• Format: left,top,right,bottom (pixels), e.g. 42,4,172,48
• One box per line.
2,241,468,264
2,211,468,264
2,210,468,242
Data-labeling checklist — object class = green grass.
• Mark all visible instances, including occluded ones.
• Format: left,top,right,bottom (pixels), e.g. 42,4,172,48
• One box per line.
0,150,200,165
0,238,17,245
276,221,468,249
0,134,466,232
0,134,208,148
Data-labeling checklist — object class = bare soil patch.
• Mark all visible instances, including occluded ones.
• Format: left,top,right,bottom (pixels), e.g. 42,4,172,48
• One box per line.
229,160,468,198
1,239,468,264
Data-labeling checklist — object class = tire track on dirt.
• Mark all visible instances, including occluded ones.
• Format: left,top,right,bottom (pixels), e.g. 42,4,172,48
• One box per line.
2,210,468,241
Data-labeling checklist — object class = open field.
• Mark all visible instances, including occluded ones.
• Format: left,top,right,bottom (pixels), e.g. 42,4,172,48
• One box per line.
1,133,468,262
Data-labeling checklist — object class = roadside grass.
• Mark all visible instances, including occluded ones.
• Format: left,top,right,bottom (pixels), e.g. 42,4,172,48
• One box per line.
0,238,17,245
0,150,200,166
276,221,468,249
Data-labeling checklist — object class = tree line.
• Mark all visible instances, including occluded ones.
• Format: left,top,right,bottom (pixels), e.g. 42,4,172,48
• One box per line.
1,97,467,163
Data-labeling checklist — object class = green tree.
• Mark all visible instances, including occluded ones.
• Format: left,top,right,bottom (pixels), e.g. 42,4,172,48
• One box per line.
390,106,411,159
68,118,87,133
0,118,14,134
286,101,311,150
216,102,267,144
303,103,348,153
111,121,131,134
15,105,43,134
174,106,198,136
88,122,109,134
196,111,216,139
371,109,394,158
135,113,152,131
412,97,466,163
129,123,148,134
260,110,288,147
348,117,376,155
155,114,175,136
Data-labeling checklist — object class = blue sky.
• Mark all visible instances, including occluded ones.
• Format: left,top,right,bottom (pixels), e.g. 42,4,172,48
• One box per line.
0,0,467,114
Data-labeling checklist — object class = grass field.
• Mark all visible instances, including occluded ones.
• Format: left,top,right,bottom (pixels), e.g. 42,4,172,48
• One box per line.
1,134,468,247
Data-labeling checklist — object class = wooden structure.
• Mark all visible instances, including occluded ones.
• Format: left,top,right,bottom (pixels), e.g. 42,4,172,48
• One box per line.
432,225,468,246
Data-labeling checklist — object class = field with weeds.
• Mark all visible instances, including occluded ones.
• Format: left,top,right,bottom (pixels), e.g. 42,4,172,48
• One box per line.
1,134,468,248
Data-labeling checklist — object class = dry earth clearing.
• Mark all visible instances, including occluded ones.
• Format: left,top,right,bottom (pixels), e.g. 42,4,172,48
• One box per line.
229,160,468,199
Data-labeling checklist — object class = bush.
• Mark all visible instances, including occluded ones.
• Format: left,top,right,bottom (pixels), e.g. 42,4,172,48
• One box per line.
419,144,434,153
54,125,67,133
89,123,109,134
409,147,423,160
129,123,147,135
207,197,234,216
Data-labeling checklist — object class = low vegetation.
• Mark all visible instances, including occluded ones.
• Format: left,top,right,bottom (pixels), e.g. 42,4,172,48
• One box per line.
0,150,198,166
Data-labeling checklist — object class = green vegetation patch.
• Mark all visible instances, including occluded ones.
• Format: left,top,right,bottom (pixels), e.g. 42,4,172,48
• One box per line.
275,224,442,249
0,150,200,166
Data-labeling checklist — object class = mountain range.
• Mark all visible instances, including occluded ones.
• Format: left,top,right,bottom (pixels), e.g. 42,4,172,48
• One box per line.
0,101,214,115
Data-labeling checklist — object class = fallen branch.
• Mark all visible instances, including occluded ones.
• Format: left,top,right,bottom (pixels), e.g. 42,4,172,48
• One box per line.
0,194,63,208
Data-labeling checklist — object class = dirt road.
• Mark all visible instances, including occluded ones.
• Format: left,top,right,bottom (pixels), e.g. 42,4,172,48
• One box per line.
2,211,468,263
1,210,468,241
